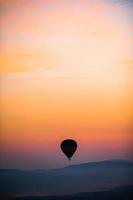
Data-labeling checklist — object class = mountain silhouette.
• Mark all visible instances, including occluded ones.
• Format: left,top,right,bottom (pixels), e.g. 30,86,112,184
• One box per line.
0,160,133,200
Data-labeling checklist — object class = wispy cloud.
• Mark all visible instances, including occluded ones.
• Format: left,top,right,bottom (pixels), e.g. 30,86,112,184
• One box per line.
109,0,133,7
0,53,58,73
117,59,133,66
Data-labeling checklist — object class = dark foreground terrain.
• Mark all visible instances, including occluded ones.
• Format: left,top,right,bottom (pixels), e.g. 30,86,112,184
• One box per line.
12,186,133,200
0,160,133,200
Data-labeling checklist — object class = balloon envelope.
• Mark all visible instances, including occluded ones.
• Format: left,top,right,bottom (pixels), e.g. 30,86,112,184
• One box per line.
61,139,77,160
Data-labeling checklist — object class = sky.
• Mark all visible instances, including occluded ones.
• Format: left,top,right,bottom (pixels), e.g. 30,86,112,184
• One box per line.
0,0,133,169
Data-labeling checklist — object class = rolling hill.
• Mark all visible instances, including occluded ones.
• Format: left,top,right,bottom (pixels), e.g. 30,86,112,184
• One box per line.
0,160,133,200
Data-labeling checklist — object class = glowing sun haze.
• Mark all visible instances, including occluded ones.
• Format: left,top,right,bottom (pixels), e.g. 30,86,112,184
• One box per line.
0,0,133,169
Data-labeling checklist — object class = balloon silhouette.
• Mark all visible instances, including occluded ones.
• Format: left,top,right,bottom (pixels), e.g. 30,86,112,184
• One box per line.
61,139,77,160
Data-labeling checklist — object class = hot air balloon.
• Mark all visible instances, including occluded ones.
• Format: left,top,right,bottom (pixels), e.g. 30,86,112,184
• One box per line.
60,139,77,160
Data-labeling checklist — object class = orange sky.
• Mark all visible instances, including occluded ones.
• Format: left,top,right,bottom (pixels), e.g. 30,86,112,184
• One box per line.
0,0,133,169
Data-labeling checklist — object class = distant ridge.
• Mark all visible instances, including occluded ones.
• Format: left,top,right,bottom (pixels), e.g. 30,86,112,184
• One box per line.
55,159,133,172
0,159,132,172
0,159,133,199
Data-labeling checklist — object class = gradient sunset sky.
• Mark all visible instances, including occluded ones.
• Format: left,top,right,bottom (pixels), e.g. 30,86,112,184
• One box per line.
0,0,133,169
